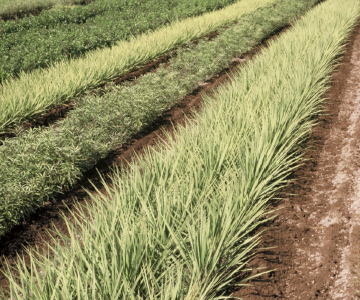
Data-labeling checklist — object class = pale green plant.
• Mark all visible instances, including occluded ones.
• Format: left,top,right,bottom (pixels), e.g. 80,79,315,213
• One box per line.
0,0,278,134
2,0,359,298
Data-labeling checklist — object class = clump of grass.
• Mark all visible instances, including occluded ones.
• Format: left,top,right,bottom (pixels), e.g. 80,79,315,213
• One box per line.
2,0,359,298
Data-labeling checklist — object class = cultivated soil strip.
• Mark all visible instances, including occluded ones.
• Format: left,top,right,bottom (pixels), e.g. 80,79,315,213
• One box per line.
0,23,293,293
233,20,360,300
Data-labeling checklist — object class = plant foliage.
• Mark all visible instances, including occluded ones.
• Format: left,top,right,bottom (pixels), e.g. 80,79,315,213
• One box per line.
2,0,359,298
0,0,318,237
0,0,277,133
0,0,243,83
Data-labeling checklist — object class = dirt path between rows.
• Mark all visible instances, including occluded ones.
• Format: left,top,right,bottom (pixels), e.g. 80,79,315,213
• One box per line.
233,21,360,300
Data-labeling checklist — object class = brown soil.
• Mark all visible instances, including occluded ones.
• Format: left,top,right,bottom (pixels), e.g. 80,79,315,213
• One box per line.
232,21,360,300
0,22,292,294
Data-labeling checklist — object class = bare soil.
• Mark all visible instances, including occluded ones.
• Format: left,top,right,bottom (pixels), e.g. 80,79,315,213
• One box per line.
233,20,360,300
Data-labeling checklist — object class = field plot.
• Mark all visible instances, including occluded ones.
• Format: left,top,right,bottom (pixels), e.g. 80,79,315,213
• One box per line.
0,0,278,134
0,0,242,83
1,0,359,298
0,0,318,238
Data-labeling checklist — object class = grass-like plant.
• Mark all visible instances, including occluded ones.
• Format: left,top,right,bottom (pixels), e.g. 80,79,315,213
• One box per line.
0,0,319,237
2,0,359,298
0,0,278,134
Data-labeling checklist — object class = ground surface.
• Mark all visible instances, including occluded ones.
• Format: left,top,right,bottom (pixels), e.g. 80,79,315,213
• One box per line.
233,21,360,300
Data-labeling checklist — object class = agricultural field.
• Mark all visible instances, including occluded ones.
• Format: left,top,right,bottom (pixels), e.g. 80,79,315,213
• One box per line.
0,0,315,238
0,0,242,83
1,0,360,298
0,0,277,133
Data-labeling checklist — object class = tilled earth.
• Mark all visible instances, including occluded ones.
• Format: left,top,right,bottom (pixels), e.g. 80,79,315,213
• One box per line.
233,21,360,300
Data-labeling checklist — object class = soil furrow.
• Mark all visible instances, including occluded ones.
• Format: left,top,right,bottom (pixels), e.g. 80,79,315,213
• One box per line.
233,19,360,300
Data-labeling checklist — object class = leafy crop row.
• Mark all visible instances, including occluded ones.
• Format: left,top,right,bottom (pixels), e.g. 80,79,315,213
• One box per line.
2,0,359,297
0,0,94,21
0,0,277,134
0,0,241,83
0,0,319,237
1,0,110,33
